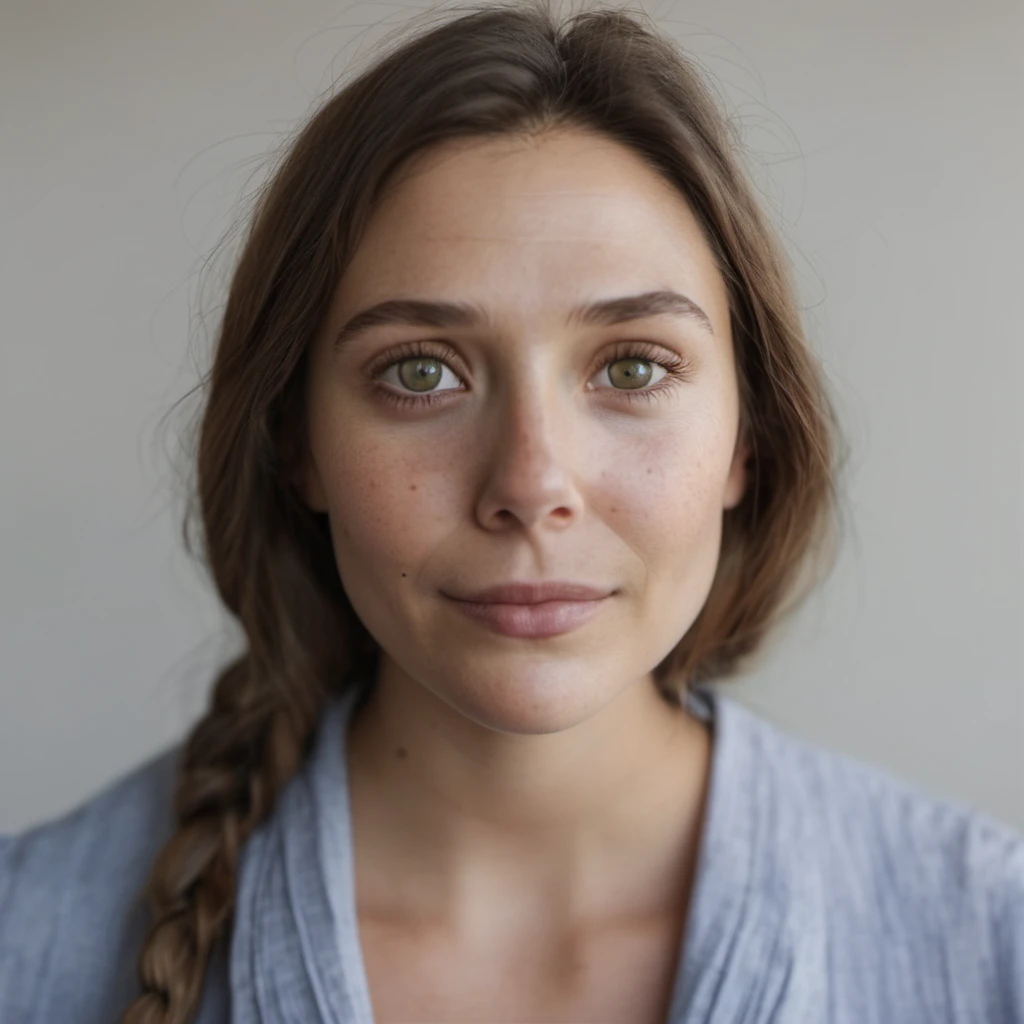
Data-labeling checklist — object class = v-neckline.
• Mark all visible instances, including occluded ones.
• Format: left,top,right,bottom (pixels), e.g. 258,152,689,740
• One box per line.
307,675,764,1023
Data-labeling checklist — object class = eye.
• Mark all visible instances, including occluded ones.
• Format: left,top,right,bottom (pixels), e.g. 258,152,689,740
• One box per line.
590,353,669,391
363,340,467,409
377,353,463,395
585,340,694,403
365,339,693,410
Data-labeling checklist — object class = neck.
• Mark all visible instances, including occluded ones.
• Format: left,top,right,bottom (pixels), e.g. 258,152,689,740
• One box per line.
344,662,713,940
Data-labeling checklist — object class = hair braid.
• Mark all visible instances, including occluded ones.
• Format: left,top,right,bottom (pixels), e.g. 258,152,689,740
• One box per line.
117,656,322,1022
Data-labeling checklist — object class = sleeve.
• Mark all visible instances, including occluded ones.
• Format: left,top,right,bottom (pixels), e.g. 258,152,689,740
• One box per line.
989,823,1024,1024
0,826,76,1024
0,746,182,1024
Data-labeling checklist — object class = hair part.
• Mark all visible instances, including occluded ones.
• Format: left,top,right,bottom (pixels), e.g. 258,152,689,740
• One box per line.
121,1,848,1018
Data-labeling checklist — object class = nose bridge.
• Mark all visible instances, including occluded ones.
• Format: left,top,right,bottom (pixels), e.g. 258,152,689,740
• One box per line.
478,350,580,523
495,349,570,464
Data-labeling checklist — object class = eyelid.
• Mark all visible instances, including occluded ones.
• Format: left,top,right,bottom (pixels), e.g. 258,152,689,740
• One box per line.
363,338,468,379
364,337,688,380
586,338,688,374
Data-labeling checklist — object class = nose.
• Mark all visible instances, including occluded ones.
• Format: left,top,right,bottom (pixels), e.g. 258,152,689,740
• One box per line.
473,380,584,533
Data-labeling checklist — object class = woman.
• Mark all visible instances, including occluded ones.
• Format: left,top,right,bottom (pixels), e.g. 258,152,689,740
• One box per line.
1,2,1020,1022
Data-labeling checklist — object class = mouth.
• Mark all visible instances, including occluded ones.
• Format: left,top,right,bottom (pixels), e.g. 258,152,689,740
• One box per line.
442,593,612,639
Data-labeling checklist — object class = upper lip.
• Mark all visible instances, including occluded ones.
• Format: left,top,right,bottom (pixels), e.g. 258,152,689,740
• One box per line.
445,581,615,604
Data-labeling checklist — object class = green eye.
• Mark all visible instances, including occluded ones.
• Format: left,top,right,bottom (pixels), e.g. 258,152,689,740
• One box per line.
369,339,691,411
606,357,655,390
397,357,444,392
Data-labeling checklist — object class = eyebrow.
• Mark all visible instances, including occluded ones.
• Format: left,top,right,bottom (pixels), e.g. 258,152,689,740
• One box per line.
332,288,715,352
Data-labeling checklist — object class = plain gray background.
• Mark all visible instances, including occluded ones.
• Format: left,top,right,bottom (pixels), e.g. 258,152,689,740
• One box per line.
2,0,1021,834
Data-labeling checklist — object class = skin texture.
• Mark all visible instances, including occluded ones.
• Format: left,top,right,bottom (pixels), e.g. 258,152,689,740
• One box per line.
296,127,750,982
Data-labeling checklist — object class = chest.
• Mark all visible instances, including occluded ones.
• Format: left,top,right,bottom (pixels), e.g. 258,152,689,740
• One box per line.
359,912,687,1024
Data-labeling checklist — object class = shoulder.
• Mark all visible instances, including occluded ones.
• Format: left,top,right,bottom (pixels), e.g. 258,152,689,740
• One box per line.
716,693,1024,1019
741,698,1024,896
0,742,183,1023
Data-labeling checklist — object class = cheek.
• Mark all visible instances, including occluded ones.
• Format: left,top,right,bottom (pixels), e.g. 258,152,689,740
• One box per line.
597,413,726,544
600,421,729,647
315,429,455,573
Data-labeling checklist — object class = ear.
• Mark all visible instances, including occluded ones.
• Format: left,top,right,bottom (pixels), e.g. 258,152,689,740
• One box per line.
723,434,751,511
292,454,330,513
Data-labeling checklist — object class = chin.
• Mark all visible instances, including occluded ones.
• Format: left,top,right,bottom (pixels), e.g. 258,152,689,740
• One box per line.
428,662,623,736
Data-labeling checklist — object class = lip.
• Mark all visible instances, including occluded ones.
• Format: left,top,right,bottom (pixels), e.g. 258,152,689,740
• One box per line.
445,581,615,604
441,582,615,639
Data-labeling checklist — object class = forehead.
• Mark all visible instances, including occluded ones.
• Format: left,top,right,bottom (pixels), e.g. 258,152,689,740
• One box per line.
332,129,728,332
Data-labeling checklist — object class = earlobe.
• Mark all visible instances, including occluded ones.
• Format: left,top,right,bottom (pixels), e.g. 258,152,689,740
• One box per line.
293,459,330,513
723,440,751,511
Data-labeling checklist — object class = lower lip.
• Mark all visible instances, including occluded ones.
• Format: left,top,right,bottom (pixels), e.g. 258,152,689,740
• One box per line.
444,595,612,638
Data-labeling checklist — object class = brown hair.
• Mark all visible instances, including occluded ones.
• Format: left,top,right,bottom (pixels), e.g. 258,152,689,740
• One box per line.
121,0,847,1019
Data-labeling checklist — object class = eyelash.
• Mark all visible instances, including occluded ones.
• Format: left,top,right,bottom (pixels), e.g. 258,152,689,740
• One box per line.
364,339,694,410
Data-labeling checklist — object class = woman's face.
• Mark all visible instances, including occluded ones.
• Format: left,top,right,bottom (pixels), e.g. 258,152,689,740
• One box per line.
299,128,749,734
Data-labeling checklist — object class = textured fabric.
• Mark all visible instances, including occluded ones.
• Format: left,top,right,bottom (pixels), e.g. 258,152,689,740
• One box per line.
1,674,1022,1023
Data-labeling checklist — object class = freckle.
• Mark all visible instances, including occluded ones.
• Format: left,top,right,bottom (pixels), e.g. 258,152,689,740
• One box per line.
409,484,417,491
396,747,408,760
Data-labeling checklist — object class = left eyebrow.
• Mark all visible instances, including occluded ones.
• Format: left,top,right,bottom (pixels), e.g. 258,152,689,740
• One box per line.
332,288,715,353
